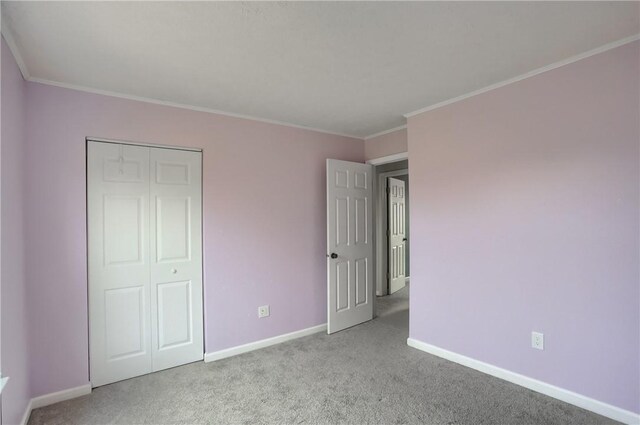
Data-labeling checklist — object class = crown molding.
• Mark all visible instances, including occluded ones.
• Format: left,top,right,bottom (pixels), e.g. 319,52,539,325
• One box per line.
404,34,640,118
1,19,31,80
2,23,362,140
364,124,407,141
4,16,637,139
27,77,363,139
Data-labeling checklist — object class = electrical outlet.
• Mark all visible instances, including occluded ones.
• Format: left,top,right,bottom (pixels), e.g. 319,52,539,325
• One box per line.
258,305,270,318
531,331,544,350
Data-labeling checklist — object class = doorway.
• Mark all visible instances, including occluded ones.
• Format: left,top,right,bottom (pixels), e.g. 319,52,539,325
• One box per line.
325,156,409,334
372,159,410,331
374,160,409,297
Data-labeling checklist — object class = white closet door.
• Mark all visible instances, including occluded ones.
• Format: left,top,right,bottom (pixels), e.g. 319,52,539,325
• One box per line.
149,148,203,371
89,141,203,387
88,142,152,387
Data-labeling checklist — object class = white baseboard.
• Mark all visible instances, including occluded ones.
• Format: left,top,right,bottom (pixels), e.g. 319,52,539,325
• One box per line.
20,383,92,425
407,338,640,425
205,324,327,362
19,399,33,425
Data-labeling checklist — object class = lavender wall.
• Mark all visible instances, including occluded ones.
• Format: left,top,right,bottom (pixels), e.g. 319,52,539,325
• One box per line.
1,38,31,425
364,128,407,160
24,82,363,397
408,41,639,413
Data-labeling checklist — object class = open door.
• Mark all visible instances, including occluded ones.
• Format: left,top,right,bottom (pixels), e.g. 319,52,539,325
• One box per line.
326,159,373,334
388,177,406,294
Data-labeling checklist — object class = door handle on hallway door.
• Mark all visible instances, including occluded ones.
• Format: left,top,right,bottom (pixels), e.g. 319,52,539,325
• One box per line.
327,253,338,259
171,268,178,274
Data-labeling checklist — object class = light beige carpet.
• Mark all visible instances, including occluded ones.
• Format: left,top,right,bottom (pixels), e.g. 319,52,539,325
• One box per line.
28,285,618,424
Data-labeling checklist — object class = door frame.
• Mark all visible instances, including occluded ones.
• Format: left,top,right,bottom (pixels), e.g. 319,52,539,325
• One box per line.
85,136,205,385
367,152,408,166
86,136,202,152
366,152,409,302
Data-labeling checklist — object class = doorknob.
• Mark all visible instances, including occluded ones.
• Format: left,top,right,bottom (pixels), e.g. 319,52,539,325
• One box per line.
171,268,178,274
403,238,407,242
327,253,338,259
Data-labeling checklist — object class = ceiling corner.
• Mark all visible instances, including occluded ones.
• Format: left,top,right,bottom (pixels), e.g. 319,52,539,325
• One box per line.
1,16,31,81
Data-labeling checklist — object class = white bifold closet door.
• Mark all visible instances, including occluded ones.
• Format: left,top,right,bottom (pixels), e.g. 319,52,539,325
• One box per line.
88,141,203,388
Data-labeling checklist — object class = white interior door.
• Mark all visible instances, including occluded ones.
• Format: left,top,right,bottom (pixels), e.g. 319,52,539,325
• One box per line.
88,141,203,387
150,148,203,371
88,142,153,387
326,159,373,334
388,178,406,294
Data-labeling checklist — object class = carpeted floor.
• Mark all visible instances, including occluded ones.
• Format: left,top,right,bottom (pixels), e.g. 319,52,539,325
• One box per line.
29,284,618,424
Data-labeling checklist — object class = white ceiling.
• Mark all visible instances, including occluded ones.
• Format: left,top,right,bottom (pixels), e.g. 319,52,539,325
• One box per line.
2,2,638,138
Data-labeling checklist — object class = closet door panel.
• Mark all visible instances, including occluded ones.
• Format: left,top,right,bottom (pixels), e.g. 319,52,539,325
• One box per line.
88,142,152,387
150,148,203,371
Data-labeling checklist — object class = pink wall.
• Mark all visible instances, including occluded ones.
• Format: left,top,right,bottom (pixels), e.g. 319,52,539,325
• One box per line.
408,41,639,413
1,38,31,425
364,128,407,160
23,82,363,396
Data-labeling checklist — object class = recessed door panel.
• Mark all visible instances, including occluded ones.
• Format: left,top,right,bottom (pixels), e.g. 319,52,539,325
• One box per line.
335,170,349,188
156,162,190,185
104,195,143,266
336,261,349,312
105,286,146,360
355,171,368,189
157,280,193,350
103,156,144,183
355,258,368,306
355,197,367,245
336,197,349,247
157,196,191,262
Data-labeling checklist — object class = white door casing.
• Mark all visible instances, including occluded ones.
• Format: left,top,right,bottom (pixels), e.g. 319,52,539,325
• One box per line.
150,148,204,371
388,178,406,294
88,141,203,387
326,159,373,334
